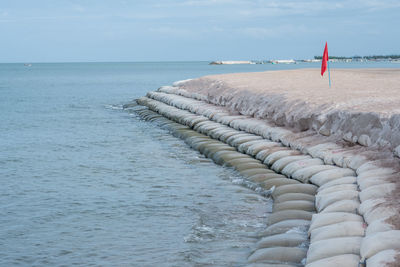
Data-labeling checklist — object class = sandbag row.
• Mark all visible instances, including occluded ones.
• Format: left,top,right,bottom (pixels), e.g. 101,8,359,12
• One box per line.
247,183,321,266
135,94,399,266
354,161,400,266
153,87,373,170
133,106,315,266
150,86,400,266
134,101,317,266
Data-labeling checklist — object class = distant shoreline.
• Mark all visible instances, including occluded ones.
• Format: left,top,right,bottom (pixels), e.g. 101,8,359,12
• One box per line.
209,57,400,65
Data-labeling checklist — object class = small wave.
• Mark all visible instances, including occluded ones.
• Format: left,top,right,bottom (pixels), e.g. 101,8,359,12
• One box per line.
286,226,309,235
184,219,217,243
104,104,123,110
68,104,91,109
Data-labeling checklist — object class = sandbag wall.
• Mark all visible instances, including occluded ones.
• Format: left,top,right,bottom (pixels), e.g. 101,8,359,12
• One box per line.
131,86,400,266
134,103,312,267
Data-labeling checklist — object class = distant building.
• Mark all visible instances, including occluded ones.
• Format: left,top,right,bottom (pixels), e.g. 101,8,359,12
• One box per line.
209,61,255,65
270,59,296,64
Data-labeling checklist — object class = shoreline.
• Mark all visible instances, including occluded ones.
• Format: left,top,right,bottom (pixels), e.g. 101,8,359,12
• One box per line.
132,68,400,266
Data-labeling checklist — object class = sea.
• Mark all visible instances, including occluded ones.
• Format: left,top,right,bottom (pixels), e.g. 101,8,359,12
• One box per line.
0,61,398,266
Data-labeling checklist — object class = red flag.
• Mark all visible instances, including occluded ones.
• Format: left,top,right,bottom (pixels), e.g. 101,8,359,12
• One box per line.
321,42,329,76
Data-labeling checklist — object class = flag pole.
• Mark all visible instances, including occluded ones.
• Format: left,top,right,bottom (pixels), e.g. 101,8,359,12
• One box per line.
328,60,331,87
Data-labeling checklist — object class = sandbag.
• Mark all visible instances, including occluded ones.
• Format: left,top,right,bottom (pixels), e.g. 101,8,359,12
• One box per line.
271,155,312,173
358,198,385,216
225,158,261,167
318,176,357,191
366,219,395,236
310,168,356,186
248,247,307,264
256,232,308,249
192,140,219,151
216,153,250,164
218,115,246,125
256,147,289,162
308,212,364,233
259,219,311,237
200,123,224,132
193,120,215,131
213,129,238,139
247,142,280,156
188,117,209,128
291,165,335,183
347,154,369,170
357,175,394,190
240,168,275,178
238,140,267,153
315,190,359,212
231,135,263,147
306,143,342,160
281,158,324,177
234,162,267,172
185,135,210,144
321,199,360,213
317,184,358,195
305,254,360,267
360,230,400,260
207,127,229,139
264,150,302,166
274,193,315,203
310,221,365,242
213,152,248,165
357,159,397,174
366,249,400,267
203,145,235,158
357,168,396,179
268,210,313,225
262,178,300,190
219,131,241,143
188,138,212,148
306,236,362,263
273,200,315,212
359,183,395,202
357,161,378,174
197,124,222,134
272,184,318,199
363,205,398,226
226,133,255,146
248,173,286,183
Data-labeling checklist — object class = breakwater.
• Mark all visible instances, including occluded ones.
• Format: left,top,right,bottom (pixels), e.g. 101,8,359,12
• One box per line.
129,69,400,266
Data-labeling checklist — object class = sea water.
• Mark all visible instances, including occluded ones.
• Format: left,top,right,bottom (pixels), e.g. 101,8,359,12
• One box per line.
0,61,398,266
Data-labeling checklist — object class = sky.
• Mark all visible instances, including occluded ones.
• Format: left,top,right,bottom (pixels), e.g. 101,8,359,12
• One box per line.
1,0,399,62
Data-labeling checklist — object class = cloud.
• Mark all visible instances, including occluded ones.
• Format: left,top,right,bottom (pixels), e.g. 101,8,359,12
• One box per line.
359,0,400,11
237,24,310,39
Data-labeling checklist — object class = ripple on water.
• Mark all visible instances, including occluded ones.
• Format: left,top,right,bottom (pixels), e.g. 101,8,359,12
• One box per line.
1,71,271,266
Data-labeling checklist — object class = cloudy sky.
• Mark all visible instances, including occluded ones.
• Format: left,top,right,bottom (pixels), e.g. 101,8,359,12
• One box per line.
1,0,399,62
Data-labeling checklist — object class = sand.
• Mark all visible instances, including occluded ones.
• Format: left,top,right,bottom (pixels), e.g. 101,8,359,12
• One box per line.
179,68,400,152
182,68,400,114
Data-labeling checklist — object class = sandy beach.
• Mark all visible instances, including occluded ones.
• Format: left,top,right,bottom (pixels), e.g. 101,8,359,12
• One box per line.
180,69,400,153
181,68,400,114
